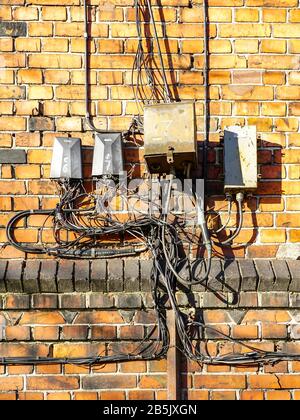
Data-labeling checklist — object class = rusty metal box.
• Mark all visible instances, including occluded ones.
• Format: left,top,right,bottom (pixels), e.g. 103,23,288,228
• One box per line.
144,102,197,174
224,125,257,192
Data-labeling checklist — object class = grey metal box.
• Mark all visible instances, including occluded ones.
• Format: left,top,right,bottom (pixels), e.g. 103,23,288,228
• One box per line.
92,133,123,177
224,125,257,193
50,137,82,179
144,102,197,174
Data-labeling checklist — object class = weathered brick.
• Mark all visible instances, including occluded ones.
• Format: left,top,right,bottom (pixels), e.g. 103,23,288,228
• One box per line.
239,260,258,291
23,260,40,293
57,260,74,292
90,260,106,292
271,260,290,291
0,22,26,37
29,117,55,132
256,260,275,291
116,293,142,309
107,259,123,292
83,375,136,390
5,260,23,293
124,260,139,292
89,293,114,309
39,260,57,292
74,260,89,292
0,150,26,164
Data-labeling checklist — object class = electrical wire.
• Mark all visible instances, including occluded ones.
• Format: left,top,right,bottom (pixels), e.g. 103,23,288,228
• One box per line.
213,192,244,246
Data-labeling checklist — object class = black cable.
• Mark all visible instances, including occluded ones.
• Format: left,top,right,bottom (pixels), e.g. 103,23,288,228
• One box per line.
213,192,244,246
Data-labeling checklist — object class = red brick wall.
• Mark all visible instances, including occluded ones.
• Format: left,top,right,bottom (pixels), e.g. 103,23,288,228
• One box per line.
0,259,299,401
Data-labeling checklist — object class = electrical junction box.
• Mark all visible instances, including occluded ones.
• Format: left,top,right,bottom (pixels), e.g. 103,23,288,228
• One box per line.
92,133,123,177
50,137,82,179
224,125,257,193
144,102,197,174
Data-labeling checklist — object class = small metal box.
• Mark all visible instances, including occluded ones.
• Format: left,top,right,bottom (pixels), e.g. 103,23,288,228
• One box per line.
50,137,82,179
224,125,257,193
144,102,197,174
92,133,123,177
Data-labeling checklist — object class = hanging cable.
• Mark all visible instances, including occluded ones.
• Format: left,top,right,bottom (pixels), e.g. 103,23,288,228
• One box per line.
213,192,244,246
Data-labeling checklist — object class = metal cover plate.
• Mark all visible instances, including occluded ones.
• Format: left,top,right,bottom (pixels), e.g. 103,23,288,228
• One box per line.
224,125,257,192
50,137,82,179
92,133,123,177
144,102,196,157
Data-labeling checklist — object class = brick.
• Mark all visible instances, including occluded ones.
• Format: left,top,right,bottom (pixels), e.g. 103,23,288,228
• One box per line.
75,311,123,324
5,260,23,293
83,375,136,390
18,69,42,85
56,85,106,100
235,39,258,53
288,260,300,291
124,260,139,292
275,118,298,132
263,9,286,22
91,325,116,340
42,38,69,52
32,294,58,309
235,8,259,22
28,86,53,100
90,260,106,292
0,197,11,211
256,260,274,291
0,70,14,84
263,71,286,85
5,326,30,341
261,40,286,53
222,86,273,100
29,54,81,69
89,294,113,309
220,23,270,37
5,294,29,309
0,150,26,164
29,117,54,132
116,294,141,308
249,55,299,70
0,22,26,37
274,24,300,38
33,326,59,341
57,260,74,292
27,376,79,391
61,326,88,340
0,378,23,392
74,260,89,292
28,22,53,37
0,39,13,52
107,259,123,292
15,38,40,52
44,70,70,84
239,260,257,291
271,260,290,291
194,375,246,389
13,6,38,20
262,324,287,339
42,6,67,21
60,294,85,309
260,291,289,307
290,40,300,53
260,229,286,244
20,311,64,325
23,260,40,293
262,102,286,116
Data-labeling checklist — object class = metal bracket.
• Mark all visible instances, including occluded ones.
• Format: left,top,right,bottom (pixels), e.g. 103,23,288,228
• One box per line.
167,146,174,164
